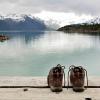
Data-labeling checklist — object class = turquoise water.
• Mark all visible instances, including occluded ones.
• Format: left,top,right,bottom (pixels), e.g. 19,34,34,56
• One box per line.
0,31,100,76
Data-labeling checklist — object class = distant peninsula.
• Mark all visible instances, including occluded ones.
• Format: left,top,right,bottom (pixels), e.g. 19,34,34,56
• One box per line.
57,18,100,33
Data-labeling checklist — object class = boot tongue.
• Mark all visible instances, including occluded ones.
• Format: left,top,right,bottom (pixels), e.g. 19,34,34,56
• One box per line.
52,64,62,73
74,67,83,73
53,67,61,73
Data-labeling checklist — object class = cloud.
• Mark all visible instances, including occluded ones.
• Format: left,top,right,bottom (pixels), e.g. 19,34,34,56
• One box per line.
34,11,92,26
0,0,100,15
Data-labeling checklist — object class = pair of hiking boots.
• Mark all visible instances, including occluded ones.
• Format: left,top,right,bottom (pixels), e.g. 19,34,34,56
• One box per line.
47,64,88,92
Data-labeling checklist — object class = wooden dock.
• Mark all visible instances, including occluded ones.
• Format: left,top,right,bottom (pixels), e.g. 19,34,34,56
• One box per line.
0,76,99,100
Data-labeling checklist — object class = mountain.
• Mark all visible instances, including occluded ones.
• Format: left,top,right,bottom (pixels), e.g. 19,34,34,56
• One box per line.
0,14,47,31
58,17,100,33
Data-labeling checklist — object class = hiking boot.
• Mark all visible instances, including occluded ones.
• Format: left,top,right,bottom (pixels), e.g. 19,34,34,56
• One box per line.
47,64,65,92
68,65,88,92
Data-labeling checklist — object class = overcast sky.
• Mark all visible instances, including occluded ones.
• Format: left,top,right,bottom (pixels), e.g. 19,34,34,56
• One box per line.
0,0,99,26
0,0,99,15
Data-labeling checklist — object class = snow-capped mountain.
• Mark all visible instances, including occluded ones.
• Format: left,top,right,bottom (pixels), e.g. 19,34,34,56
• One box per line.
0,14,60,30
0,14,47,30
0,14,34,21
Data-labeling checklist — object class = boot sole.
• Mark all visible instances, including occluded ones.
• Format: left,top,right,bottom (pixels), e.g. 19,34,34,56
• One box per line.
73,87,84,92
50,86,62,92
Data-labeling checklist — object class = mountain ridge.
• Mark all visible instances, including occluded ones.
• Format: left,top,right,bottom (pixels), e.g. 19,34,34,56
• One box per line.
0,14,59,30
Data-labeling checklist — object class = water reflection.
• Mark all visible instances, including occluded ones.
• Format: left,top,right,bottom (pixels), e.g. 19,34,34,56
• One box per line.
0,31,96,53
31,32,94,53
0,31,94,57
0,31,100,76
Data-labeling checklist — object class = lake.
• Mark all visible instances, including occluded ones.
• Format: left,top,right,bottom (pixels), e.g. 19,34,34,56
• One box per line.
0,31,100,76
